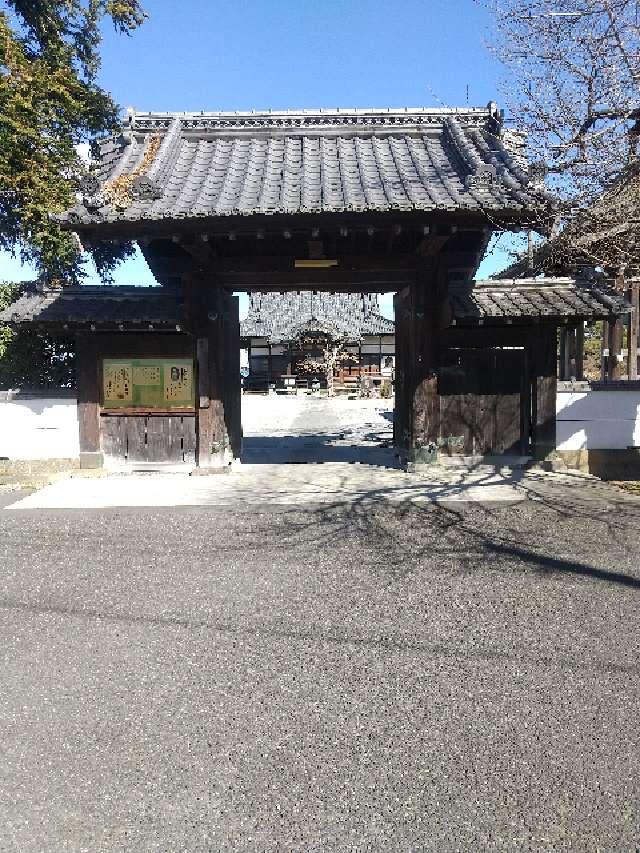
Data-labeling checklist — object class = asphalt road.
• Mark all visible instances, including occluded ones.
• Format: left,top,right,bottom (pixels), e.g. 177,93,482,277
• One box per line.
1,482,640,851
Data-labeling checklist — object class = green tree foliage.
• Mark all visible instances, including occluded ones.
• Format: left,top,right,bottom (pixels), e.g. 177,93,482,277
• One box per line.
0,0,146,281
0,282,75,388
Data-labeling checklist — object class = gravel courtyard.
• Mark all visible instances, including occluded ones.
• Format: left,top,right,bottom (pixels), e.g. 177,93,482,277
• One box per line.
1,397,640,850
241,394,396,465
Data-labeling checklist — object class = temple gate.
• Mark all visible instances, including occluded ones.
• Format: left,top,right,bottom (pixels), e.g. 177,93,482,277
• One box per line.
1,106,631,468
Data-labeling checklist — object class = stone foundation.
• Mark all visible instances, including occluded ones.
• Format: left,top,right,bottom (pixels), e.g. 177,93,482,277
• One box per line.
557,448,640,479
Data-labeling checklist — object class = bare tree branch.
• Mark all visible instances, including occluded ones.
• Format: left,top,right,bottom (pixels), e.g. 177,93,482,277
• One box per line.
488,0,640,272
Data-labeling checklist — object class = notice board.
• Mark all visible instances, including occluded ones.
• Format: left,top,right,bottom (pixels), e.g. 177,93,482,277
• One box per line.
102,358,194,409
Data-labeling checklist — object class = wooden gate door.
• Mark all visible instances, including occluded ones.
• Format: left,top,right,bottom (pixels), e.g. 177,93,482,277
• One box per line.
438,346,529,455
101,414,197,464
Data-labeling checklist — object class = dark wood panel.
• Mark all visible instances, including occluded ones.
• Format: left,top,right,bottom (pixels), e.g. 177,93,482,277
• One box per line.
493,395,522,454
530,325,557,459
438,393,522,455
100,415,127,459
93,332,194,359
439,395,467,454
181,416,197,459
125,417,148,462
99,414,197,464
146,416,181,462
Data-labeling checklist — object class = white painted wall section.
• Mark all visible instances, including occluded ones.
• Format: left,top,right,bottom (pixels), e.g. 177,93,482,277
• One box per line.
557,389,640,450
0,397,79,460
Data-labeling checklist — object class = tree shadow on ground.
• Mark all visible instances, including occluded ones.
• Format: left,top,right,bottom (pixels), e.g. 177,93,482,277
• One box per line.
246,466,640,591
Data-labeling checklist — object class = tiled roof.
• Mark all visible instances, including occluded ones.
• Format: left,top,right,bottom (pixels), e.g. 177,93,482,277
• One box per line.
450,278,632,322
64,105,548,226
240,292,394,343
0,285,184,327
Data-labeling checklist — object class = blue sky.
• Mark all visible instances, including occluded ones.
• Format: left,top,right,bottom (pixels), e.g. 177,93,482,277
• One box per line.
2,0,521,317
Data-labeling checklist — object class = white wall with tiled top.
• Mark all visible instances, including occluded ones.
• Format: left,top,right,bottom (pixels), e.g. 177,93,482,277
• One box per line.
0,395,79,460
557,385,640,450
2,386,639,460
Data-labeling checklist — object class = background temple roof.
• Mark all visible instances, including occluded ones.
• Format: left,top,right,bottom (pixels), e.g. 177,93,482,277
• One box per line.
240,292,394,343
65,105,548,227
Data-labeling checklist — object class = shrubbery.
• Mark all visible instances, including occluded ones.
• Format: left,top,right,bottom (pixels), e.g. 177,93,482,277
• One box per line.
0,283,75,389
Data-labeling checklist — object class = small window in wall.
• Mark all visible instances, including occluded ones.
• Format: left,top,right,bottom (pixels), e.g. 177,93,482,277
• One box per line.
102,358,195,409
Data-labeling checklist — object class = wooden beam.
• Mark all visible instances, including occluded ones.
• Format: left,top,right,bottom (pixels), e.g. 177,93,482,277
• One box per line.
214,268,414,291
178,236,215,268
213,254,423,272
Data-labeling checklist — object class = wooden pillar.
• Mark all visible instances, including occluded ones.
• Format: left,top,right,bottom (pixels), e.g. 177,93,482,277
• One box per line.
196,335,214,467
575,322,585,380
190,279,239,469
76,333,103,468
561,323,581,380
559,326,569,379
600,319,609,382
628,279,639,380
221,291,241,457
608,316,624,381
412,266,441,452
394,260,447,463
531,325,557,460
393,286,411,451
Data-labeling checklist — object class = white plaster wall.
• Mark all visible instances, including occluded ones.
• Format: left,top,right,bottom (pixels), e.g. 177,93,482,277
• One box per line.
556,390,640,450
0,398,79,460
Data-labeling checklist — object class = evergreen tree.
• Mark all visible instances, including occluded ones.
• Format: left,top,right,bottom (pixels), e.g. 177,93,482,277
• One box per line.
0,0,146,281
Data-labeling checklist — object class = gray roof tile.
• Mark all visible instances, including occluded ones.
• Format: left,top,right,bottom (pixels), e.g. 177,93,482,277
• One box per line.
64,106,549,226
451,278,631,321
0,285,184,327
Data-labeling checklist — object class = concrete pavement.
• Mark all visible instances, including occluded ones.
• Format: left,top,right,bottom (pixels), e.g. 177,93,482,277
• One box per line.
1,488,640,850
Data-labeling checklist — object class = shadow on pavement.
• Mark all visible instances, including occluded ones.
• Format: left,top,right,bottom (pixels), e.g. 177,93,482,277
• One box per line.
242,432,400,467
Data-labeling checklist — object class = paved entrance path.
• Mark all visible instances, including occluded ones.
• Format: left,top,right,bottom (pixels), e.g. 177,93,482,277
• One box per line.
6,462,534,509
8,397,539,509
